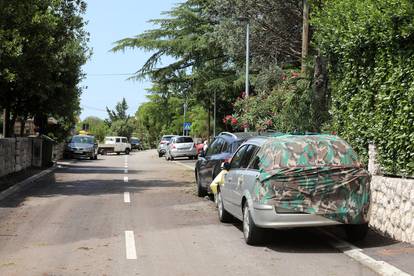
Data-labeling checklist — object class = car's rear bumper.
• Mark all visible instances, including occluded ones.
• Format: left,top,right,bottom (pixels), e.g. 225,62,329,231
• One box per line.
170,149,197,157
251,204,342,229
65,151,94,159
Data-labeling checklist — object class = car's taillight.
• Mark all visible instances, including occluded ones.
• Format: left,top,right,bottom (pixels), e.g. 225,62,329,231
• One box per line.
160,141,165,144
171,144,176,149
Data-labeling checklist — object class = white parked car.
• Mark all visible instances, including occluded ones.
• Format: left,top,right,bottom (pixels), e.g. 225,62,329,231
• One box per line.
98,136,131,155
165,136,197,160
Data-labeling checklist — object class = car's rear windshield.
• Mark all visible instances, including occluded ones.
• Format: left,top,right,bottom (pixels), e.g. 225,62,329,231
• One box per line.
131,139,140,143
175,137,193,143
71,136,94,144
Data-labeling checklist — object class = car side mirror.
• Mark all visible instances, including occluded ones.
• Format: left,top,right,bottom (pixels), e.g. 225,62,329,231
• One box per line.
221,161,231,171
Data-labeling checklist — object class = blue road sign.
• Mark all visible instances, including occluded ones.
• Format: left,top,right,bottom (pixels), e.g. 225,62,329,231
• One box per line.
183,122,192,130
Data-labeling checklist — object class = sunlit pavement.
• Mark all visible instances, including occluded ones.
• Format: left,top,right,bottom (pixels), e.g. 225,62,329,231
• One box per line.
0,150,412,275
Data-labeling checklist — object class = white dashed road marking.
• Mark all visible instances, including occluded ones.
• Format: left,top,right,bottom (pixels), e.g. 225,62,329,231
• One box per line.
124,192,131,203
124,176,128,182
125,231,137,260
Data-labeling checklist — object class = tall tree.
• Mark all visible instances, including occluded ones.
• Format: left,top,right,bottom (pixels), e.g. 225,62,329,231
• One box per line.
0,0,90,138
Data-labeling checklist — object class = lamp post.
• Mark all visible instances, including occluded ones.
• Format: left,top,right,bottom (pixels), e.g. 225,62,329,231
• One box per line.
213,90,216,137
183,101,187,136
238,18,250,132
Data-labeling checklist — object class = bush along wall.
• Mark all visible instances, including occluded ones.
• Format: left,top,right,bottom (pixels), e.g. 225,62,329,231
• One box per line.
312,0,414,176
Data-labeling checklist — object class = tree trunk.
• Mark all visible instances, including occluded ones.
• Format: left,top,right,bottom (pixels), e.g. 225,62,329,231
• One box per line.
20,117,26,137
301,0,310,73
207,106,211,143
313,53,329,131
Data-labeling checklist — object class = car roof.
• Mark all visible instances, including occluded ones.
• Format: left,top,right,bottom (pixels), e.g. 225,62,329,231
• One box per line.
73,134,94,138
217,132,258,142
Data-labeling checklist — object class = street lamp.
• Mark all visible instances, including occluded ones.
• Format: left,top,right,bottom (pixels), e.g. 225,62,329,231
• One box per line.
237,17,250,132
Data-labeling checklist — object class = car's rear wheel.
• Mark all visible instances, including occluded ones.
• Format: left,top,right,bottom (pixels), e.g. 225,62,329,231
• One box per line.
196,170,207,197
125,148,130,155
345,223,369,242
217,190,232,223
243,202,264,245
158,152,163,158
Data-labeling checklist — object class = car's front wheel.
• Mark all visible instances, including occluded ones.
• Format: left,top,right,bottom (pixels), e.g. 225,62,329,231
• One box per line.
217,190,232,222
345,223,369,242
196,170,207,197
243,202,264,245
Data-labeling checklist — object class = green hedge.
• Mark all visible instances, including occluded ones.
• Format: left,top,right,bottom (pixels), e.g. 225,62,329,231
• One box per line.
313,0,414,176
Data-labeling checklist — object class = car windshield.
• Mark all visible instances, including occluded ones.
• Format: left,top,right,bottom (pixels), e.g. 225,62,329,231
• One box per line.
131,139,140,143
162,136,174,142
70,136,94,144
175,137,193,143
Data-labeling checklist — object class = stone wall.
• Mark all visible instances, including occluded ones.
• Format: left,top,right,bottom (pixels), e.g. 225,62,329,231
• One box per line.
0,139,16,177
368,144,414,244
0,137,55,178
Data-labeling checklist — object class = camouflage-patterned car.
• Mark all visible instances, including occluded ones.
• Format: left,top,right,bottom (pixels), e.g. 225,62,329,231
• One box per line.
217,134,371,245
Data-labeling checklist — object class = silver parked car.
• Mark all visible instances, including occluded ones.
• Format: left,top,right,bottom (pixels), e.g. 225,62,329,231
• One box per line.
157,135,176,157
217,135,371,245
165,136,198,160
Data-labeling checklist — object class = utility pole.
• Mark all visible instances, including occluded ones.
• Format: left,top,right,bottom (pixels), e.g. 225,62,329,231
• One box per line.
244,21,250,132
301,0,310,73
2,109,6,138
213,91,216,137
183,101,187,136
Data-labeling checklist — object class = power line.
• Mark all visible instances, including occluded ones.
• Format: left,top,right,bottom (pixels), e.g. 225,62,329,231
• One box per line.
87,73,136,77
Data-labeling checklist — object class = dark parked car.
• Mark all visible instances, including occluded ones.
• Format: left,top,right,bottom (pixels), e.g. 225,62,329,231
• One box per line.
195,132,257,197
130,137,142,150
64,135,98,160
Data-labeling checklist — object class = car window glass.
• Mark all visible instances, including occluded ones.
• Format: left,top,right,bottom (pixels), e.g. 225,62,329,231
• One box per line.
206,138,223,156
231,140,243,153
230,145,248,169
176,137,193,143
116,138,121,143
240,145,258,168
248,149,261,170
122,138,127,143
222,141,229,152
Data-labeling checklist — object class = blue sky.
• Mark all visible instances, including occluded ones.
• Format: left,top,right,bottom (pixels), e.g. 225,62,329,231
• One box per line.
80,0,178,120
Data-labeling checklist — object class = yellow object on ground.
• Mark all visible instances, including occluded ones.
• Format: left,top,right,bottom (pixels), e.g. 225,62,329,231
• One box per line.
210,170,228,195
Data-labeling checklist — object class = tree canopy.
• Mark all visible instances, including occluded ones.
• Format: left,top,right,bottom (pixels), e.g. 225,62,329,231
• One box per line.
0,0,90,139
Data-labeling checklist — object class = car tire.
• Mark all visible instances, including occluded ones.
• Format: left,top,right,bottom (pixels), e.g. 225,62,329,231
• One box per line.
125,148,130,155
117,152,120,155
196,170,207,197
345,223,369,242
243,202,264,245
158,152,162,158
217,190,232,223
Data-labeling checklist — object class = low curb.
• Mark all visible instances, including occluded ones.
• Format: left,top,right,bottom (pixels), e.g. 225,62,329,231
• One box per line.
0,165,58,202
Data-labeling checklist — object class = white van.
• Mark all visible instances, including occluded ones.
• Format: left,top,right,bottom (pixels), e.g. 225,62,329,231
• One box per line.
98,136,131,155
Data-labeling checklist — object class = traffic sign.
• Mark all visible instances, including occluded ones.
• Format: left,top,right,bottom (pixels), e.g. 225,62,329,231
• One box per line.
183,122,192,130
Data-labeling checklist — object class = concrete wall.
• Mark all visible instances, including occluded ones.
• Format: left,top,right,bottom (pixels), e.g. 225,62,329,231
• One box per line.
368,144,414,244
0,137,54,178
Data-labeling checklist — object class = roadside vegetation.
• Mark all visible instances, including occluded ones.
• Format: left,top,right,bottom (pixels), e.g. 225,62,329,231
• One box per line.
110,0,413,176
0,0,90,140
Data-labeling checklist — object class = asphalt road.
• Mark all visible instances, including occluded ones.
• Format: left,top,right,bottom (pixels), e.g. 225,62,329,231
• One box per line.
0,150,412,276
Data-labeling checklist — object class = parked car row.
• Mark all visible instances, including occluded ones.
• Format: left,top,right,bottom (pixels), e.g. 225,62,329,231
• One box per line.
64,135,137,159
194,132,372,246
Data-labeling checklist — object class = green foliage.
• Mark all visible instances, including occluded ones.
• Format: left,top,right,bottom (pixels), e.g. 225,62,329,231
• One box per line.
77,116,109,142
0,0,90,139
312,0,414,175
105,98,135,139
233,69,319,132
